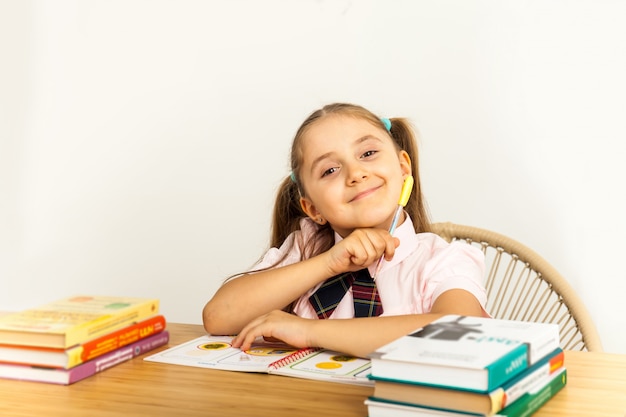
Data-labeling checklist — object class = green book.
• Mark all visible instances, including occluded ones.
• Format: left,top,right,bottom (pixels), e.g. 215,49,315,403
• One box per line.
498,367,566,417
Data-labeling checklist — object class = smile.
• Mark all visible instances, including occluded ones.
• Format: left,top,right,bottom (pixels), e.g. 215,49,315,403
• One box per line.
349,185,382,202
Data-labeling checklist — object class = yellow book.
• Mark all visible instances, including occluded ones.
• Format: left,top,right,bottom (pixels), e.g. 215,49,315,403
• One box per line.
0,296,160,349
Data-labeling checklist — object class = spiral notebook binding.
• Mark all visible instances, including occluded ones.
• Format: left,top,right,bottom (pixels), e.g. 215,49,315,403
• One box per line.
267,347,321,370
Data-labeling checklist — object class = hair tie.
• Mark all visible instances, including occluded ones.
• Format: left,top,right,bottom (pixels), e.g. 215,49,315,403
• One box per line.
290,171,297,183
381,117,392,132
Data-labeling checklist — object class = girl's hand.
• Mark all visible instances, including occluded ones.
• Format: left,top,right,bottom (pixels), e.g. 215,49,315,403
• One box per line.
325,228,399,276
231,310,316,352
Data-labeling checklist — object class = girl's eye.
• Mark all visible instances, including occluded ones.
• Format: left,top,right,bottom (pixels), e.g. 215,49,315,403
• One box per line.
361,150,377,158
321,167,338,177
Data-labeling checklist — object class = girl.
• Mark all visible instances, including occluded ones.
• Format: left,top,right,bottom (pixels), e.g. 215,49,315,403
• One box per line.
203,103,488,358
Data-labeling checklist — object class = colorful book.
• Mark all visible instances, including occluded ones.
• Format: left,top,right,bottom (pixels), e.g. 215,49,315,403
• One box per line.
144,335,373,386
369,348,564,415
365,367,567,417
0,296,160,349
0,315,166,368
368,315,560,391
0,330,169,385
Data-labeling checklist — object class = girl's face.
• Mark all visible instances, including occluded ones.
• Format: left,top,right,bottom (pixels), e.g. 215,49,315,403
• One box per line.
298,114,412,237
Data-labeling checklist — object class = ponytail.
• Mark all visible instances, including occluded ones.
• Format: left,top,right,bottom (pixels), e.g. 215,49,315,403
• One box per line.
270,177,305,248
270,176,335,262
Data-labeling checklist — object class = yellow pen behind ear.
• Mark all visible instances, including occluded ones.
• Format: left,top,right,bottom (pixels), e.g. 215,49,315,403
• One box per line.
398,175,414,207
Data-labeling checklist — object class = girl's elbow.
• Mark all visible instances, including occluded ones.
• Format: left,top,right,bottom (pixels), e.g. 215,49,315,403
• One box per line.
202,300,241,335
202,302,222,334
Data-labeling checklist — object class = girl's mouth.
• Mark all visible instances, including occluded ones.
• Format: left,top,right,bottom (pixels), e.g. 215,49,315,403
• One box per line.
349,185,382,202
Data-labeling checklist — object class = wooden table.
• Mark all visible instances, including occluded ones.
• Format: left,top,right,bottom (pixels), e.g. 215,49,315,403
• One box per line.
0,323,625,416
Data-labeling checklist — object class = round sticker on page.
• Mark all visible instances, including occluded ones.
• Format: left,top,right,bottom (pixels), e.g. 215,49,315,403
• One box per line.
198,342,231,351
184,341,232,356
315,355,357,370
316,362,342,370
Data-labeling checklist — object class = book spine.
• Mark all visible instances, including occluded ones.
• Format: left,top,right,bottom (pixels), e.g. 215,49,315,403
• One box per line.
498,348,565,411
528,327,561,364
70,315,166,367
486,344,529,390
65,300,160,348
67,330,170,384
267,347,321,370
496,367,567,417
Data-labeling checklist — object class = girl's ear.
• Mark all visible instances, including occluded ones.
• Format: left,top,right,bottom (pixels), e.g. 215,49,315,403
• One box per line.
299,196,321,222
399,150,412,177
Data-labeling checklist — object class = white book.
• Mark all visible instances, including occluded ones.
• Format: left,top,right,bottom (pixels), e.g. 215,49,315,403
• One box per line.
368,315,560,392
144,335,372,386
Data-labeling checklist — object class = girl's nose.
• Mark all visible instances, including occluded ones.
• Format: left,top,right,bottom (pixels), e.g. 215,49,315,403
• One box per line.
345,162,368,184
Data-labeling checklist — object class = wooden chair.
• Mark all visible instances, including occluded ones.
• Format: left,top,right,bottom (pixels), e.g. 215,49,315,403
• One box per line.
430,222,603,352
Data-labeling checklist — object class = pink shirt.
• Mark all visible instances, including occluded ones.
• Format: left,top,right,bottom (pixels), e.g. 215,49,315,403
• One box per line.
250,215,488,319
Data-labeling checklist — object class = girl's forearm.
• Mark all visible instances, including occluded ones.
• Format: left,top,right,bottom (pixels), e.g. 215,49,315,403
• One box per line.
308,289,486,357
203,254,333,335
308,314,443,358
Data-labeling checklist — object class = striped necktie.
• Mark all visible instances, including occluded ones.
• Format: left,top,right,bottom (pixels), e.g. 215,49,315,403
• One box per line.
309,268,384,319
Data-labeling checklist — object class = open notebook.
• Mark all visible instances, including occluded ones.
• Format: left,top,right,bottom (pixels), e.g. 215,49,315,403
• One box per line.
144,335,372,386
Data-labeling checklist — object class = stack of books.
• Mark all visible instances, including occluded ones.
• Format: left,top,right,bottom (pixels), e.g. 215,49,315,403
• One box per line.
0,295,168,385
365,315,566,417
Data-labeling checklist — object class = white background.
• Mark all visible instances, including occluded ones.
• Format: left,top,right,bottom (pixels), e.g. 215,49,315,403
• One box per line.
1,0,625,353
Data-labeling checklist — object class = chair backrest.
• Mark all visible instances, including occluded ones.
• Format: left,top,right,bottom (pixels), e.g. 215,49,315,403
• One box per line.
430,222,603,352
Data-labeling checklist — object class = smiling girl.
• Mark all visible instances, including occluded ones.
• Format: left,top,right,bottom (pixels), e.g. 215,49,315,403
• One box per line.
202,103,488,357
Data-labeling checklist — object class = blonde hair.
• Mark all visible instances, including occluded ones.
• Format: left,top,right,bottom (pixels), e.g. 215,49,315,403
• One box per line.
271,103,431,260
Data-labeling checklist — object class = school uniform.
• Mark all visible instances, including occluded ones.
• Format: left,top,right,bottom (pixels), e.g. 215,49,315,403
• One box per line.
250,215,488,319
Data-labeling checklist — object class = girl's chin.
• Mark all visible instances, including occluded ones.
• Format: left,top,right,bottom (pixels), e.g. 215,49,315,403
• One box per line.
344,217,394,231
